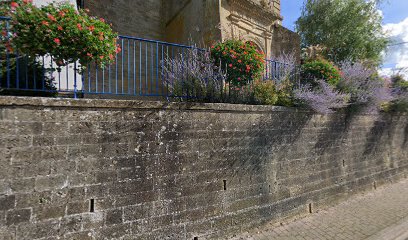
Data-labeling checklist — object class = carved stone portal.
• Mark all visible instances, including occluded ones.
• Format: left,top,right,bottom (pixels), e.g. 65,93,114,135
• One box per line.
221,0,283,58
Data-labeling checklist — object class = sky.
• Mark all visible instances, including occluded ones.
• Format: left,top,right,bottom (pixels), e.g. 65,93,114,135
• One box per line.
281,0,408,77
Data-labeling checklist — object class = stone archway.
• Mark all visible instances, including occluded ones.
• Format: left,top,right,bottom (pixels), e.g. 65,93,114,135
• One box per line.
244,38,265,55
222,0,281,59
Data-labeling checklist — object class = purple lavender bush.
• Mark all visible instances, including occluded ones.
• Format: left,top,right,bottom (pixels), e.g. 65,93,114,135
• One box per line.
161,47,227,101
294,80,350,114
338,61,393,113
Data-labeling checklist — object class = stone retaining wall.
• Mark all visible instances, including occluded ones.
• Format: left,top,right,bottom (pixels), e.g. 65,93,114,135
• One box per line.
0,96,407,239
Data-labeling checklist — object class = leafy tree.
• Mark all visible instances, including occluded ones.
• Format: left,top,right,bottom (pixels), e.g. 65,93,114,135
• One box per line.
296,0,388,64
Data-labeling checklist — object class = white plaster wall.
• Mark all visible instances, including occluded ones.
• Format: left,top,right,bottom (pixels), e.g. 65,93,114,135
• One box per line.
33,0,77,7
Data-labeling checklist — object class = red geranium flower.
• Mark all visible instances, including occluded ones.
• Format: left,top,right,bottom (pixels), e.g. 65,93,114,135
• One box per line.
57,25,63,31
5,42,13,52
54,38,61,45
47,14,56,22
41,21,49,26
10,2,19,8
77,24,83,30
88,25,95,32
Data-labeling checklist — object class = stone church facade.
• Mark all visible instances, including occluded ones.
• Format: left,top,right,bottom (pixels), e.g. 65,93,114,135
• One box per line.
84,0,300,60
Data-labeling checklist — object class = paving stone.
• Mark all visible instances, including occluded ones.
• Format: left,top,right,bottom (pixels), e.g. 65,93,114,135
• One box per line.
230,178,408,240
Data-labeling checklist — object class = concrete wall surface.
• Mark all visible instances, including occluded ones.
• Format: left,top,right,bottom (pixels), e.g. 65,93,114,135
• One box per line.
0,96,407,239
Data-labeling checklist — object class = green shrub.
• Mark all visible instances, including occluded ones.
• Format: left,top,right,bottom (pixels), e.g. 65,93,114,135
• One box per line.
211,40,265,87
253,80,278,105
276,78,295,107
384,101,408,112
391,74,408,90
301,59,341,86
385,74,408,112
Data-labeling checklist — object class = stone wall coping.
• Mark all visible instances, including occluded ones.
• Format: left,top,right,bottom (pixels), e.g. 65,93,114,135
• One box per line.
1,96,406,116
0,96,312,113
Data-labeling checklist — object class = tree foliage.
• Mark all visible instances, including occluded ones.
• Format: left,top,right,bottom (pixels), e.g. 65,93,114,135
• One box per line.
296,0,388,64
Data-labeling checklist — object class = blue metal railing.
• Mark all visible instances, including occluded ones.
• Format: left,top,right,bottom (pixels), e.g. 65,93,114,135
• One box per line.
265,59,300,85
1,16,297,100
82,35,205,98
1,16,73,97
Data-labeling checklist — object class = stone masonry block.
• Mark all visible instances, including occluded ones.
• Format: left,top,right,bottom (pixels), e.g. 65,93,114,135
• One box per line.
6,208,31,225
123,203,153,222
10,178,35,193
0,195,15,211
60,215,82,235
34,175,67,192
67,201,89,215
35,205,65,221
16,219,60,239
105,208,123,225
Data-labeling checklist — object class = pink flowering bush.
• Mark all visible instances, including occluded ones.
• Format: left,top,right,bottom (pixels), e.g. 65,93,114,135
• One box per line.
4,0,119,69
211,40,265,87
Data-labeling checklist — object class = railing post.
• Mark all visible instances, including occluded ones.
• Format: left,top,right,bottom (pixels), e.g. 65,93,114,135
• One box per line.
6,19,10,88
82,67,85,96
74,62,77,99
265,59,268,80
16,50,19,89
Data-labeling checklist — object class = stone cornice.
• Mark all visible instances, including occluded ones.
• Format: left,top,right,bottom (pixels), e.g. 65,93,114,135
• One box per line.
227,0,282,26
